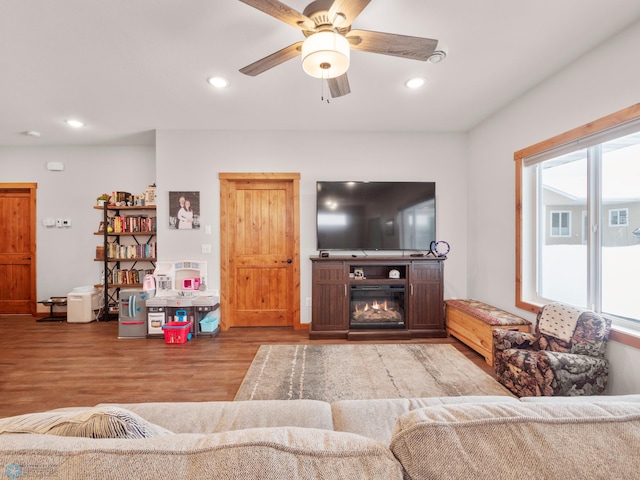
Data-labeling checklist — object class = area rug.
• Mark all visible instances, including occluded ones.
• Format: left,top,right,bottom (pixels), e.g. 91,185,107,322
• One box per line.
234,344,513,402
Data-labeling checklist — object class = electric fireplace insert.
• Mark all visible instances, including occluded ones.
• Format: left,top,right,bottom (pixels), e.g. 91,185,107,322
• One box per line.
349,284,406,329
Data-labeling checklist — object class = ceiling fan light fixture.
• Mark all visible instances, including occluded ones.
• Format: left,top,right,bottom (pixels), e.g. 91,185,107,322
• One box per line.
301,31,350,79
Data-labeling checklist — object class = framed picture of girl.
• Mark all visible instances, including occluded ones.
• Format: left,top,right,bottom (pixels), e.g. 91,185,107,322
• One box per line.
169,191,200,230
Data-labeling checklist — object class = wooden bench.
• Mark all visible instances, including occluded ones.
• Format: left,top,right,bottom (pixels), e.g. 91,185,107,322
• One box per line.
445,299,532,367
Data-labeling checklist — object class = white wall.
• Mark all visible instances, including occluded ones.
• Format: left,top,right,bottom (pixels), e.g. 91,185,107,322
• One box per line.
155,130,468,324
467,20,640,394
2,18,637,394
0,146,155,302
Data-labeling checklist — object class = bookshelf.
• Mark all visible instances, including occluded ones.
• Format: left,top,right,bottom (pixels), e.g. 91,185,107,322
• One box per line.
94,203,157,320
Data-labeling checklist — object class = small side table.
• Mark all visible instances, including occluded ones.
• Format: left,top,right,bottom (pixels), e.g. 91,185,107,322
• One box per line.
37,297,68,322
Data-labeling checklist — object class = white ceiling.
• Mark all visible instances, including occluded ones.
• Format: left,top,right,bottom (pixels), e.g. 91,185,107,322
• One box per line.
2,0,640,146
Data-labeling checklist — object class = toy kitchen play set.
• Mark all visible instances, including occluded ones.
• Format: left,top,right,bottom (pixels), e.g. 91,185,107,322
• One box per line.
118,260,220,339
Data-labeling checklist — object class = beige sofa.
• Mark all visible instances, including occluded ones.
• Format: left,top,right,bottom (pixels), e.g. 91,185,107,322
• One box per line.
1,395,640,479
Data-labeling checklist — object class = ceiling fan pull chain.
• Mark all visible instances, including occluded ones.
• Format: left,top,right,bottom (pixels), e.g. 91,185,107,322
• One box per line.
321,72,329,103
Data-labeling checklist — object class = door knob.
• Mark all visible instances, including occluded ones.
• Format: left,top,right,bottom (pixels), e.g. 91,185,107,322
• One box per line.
282,258,292,263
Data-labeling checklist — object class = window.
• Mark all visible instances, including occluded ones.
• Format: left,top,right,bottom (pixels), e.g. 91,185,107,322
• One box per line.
609,208,628,227
550,211,571,237
515,104,640,331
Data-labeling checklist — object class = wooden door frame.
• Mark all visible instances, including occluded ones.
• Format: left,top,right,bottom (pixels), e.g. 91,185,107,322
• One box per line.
0,182,38,315
219,173,301,330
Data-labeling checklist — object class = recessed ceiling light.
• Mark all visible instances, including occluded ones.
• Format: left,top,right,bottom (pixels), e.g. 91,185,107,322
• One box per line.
427,50,447,64
65,119,85,128
23,130,41,137
405,78,425,89
207,76,229,88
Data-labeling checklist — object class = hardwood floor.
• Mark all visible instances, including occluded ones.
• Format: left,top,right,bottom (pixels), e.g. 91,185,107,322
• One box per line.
0,315,495,419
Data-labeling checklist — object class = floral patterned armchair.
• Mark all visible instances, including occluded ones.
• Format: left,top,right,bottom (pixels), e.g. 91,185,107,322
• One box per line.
492,302,611,397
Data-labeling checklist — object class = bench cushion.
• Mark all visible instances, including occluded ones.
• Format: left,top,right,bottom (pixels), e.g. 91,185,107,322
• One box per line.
445,299,531,326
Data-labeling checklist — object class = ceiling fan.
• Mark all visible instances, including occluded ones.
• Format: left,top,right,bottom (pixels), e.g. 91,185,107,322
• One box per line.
238,0,439,98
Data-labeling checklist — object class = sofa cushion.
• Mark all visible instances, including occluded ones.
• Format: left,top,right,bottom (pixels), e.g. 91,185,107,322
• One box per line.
390,402,640,480
0,406,172,439
520,394,640,404
0,427,403,480
332,396,519,444
98,399,334,433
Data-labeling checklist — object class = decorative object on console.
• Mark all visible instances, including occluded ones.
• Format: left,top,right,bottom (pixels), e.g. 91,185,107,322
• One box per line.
429,240,450,257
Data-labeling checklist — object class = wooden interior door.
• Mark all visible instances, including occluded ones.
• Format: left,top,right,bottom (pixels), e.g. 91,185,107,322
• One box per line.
0,183,37,314
220,173,300,329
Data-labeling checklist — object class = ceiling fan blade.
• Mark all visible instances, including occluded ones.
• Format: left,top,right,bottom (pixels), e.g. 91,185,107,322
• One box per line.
328,0,371,28
239,41,303,76
347,29,438,61
238,0,315,30
328,73,350,97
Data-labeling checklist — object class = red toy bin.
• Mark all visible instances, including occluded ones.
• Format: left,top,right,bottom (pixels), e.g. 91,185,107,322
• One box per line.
162,321,191,344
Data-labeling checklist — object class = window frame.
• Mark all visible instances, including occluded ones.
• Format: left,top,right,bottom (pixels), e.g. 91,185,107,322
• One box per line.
514,103,640,347
550,210,571,237
608,208,628,227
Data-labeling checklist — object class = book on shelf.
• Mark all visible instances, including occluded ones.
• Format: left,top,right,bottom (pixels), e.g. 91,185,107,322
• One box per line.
106,242,156,260
107,215,156,234
108,267,155,285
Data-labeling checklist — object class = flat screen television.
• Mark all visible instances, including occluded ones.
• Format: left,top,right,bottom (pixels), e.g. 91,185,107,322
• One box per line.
316,181,436,251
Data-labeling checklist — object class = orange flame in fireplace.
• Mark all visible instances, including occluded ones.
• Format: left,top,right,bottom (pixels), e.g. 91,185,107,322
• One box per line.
357,300,388,312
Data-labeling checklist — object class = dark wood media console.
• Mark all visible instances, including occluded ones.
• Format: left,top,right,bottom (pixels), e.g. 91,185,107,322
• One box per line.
310,256,446,340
